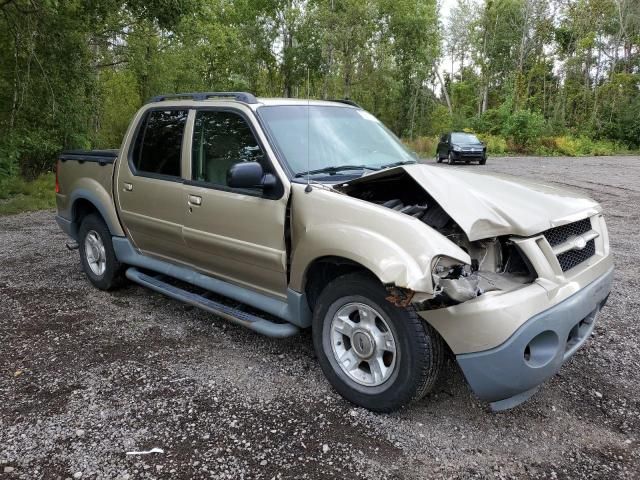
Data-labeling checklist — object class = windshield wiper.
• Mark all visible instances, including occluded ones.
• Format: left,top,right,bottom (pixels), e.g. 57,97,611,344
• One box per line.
378,160,418,170
294,164,380,178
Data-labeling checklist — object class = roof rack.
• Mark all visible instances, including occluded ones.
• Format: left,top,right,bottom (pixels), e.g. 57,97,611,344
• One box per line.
330,99,362,108
147,92,259,104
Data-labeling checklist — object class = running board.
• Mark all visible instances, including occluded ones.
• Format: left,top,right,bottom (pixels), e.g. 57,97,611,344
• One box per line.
125,267,300,338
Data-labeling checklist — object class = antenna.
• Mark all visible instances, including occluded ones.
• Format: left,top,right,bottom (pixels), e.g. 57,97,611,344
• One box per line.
305,67,312,193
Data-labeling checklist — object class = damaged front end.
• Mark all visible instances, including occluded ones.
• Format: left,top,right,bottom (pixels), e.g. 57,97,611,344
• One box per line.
336,167,537,309
428,237,535,308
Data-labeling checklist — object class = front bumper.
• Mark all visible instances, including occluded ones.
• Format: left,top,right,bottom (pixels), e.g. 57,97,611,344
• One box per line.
451,150,485,161
456,267,613,410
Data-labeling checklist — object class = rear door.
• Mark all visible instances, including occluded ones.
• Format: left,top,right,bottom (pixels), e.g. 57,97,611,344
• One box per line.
438,134,449,157
115,108,189,262
181,107,290,299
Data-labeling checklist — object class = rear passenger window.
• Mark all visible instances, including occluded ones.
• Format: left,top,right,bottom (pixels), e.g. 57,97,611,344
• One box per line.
132,110,188,177
191,110,266,187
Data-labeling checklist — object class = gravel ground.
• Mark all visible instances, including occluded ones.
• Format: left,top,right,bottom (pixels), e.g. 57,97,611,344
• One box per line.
1,156,639,479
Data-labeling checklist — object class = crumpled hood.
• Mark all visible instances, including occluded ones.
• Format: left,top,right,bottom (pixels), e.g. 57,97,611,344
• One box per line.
343,164,601,241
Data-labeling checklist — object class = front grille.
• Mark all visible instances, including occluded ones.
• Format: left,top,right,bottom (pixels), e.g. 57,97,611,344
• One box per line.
543,218,596,272
543,218,592,247
556,239,596,271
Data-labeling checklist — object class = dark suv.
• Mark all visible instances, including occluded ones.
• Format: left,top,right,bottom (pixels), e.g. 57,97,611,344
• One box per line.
437,132,487,165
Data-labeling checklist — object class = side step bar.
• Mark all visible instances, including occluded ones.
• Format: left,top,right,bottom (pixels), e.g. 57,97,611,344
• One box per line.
125,268,300,338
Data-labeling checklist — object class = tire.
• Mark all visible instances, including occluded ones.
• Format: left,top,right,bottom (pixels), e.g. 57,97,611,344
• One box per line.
480,157,487,165
78,213,125,290
447,152,454,165
436,154,443,164
312,272,444,412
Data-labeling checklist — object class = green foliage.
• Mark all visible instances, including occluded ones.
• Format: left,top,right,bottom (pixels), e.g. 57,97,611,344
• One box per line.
403,136,439,157
501,110,547,150
0,173,56,215
0,0,639,212
427,105,453,135
535,136,626,157
477,134,507,155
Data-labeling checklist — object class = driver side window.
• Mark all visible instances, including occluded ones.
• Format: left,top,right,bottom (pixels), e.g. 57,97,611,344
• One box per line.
191,110,265,187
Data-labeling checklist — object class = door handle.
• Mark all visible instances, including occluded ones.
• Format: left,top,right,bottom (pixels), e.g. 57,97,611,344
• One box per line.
123,182,133,192
188,195,202,206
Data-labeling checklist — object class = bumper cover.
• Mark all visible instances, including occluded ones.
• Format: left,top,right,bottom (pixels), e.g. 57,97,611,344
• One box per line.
55,214,75,239
456,267,613,411
452,151,484,160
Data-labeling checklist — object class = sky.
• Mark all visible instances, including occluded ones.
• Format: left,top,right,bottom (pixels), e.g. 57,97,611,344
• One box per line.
440,0,456,19
438,0,459,80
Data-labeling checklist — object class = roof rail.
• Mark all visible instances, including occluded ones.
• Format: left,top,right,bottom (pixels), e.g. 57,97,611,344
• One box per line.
148,92,259,104
330,98,362,108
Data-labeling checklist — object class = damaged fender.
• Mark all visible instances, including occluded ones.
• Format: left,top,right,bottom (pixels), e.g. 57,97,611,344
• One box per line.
288,183,470,295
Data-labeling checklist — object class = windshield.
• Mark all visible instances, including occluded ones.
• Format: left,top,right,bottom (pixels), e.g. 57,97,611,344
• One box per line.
451,133,481,144
257,105,416,177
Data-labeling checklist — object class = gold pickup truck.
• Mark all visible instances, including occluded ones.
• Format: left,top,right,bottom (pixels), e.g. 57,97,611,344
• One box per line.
55,92,613,412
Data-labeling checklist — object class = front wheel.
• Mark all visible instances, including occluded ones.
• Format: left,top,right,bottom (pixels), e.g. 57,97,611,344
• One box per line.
480,157,487,165
447,152,454,165
312,273,444,412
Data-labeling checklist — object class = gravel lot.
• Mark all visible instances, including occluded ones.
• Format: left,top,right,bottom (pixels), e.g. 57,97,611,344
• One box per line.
1,156,639,479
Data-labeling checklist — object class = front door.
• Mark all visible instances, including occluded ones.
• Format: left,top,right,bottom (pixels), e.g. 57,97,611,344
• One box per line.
181,108,289,299
115,108,188,262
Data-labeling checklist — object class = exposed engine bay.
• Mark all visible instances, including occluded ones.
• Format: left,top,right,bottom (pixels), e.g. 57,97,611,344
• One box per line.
336,170,536,308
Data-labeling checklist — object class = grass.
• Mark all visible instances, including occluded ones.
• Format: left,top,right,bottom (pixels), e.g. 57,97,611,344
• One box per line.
0,173,56,216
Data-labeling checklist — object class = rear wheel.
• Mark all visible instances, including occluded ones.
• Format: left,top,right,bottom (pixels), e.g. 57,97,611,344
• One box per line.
312,273,444,412
78,213,125,290
436,154,443,163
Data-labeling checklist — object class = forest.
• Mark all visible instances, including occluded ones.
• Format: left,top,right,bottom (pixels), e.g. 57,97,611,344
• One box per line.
0,0,639,194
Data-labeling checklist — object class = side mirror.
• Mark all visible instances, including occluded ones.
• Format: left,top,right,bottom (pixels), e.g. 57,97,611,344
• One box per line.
227,162,276,190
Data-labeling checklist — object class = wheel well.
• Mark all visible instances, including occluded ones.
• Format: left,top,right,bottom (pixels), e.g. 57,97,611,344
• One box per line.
72,199,101,237
304,256,378,311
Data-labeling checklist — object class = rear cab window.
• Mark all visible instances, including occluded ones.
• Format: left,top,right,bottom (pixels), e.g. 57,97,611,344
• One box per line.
131,109,188,178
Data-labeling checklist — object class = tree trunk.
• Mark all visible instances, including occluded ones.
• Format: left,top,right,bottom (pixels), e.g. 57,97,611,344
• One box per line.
10,24,19,129
435,69,453,115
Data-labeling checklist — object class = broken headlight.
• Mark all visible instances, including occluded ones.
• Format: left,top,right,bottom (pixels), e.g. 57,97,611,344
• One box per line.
432,256,480,303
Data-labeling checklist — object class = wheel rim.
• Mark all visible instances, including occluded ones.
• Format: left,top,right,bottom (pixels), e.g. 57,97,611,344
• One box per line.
329,302,397,387
84,230,106,276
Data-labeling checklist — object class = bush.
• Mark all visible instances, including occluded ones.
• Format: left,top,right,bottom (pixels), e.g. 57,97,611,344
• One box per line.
538,136,624,157
552,136,579,156
427,105,452,136
403,136,439,158
472,108,509,135
501,110,547,151
477,134,507,155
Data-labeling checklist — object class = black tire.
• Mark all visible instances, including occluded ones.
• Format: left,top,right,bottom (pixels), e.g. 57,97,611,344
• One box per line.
436,154,443,163
480,156,487,165
78,213,125,290
312,272,444,412
447,152,454,165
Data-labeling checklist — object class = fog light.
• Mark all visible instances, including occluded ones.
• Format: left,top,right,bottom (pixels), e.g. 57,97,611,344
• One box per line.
523,331,559,368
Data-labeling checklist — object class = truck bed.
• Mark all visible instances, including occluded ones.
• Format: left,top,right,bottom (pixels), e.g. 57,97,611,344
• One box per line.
55,149,124,239
59,149,119,165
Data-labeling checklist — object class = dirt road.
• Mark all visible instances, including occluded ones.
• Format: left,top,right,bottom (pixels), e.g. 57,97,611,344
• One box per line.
1,156,639,479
